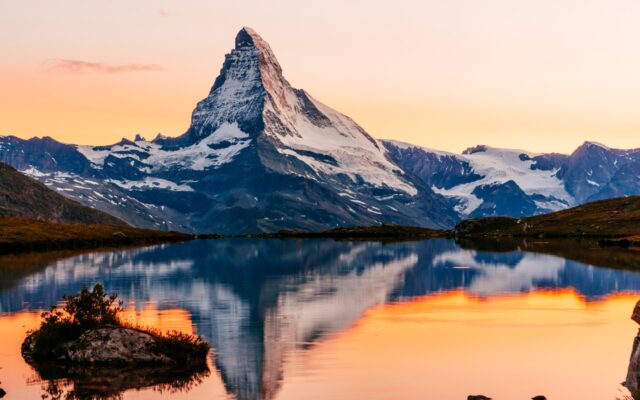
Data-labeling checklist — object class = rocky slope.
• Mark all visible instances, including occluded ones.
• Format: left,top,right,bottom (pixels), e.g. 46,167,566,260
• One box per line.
0,162,125,225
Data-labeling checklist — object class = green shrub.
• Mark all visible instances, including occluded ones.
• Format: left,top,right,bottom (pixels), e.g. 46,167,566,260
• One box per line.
153,330,210,365
31,283,121,359
62,283,122,328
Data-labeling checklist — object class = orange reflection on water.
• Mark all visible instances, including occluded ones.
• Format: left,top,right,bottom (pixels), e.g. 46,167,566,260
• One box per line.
119,303,196,335
2,289,639,400
278,289,639,400
0,306,229,400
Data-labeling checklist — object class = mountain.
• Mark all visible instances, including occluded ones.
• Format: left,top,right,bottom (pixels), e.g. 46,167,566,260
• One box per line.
2,28,640,232
0,28,457,233
0,162,125,225
384,140,640,219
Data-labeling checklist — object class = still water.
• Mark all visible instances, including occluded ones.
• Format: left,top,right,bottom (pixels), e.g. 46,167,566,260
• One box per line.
0,238,639,399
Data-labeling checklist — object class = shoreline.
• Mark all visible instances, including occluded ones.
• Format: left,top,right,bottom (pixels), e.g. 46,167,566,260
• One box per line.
0,217,202,256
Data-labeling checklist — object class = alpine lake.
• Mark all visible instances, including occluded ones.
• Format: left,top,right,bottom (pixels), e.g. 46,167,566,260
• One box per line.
1,237,639,400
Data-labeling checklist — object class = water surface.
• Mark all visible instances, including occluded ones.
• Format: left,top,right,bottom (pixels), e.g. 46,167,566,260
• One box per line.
0,238,638,399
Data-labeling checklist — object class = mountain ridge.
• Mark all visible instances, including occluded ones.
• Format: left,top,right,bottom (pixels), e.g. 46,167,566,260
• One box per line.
1,27,640,233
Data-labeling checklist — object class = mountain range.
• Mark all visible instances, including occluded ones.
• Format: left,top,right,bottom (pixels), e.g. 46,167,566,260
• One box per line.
1,27,639,233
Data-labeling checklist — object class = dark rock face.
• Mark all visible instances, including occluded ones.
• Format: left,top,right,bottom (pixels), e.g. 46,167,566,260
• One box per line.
588,160,640,202
0,136,93,175
558,142,628,202
469,181,538,218
384,141,481,189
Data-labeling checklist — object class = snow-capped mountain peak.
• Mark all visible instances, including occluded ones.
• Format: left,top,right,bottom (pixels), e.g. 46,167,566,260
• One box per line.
0,28,461,233
180,27,417,195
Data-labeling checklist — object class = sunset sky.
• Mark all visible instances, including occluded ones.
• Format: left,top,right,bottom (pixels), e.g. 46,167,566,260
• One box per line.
2,0,640,153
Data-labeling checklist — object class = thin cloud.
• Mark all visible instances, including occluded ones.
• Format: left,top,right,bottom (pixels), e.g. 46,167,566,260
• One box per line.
44,59,163,74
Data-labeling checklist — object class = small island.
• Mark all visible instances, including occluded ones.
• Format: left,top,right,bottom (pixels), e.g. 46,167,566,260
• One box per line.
21,284,210,392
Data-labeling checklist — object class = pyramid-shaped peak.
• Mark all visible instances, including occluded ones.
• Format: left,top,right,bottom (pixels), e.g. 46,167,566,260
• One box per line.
231,27,283,77
235,27,259,47
235,27,274,53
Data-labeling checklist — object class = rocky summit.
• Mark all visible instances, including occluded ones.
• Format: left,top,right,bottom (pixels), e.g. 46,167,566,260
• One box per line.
2,28,640,233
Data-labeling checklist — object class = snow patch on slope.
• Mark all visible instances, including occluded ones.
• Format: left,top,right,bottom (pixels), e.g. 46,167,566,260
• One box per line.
108,177,195,192
77,123,251,172
269,91,417,195
433,147,573,215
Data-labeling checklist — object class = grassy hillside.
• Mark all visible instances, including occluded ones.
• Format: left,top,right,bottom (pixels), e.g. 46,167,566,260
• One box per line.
0,217,194,254
454,196,640,240
0,162,125,225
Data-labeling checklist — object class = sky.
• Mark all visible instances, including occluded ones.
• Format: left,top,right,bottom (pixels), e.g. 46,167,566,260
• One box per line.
1,0,640,154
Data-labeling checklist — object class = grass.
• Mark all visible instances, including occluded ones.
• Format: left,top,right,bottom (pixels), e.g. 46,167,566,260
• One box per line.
454,196,640,241
0,216,195,254
26,284,210,365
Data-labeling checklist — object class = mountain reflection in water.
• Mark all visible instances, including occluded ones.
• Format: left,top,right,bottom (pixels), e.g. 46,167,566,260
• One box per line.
1,238,640,400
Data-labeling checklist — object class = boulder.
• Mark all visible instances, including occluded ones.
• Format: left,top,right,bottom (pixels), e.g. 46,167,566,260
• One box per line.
65,327,173,364
632,300,640,325
23,327,175,365
626,301,640,397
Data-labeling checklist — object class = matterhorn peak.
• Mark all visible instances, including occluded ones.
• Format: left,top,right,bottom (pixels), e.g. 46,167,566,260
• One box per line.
235,27,275,55
233,27,282,70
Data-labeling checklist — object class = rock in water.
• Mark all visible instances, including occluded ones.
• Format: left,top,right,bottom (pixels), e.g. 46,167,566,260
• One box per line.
64,328,173,364
632,300,640,325
22,327,190,365
626,301,640,394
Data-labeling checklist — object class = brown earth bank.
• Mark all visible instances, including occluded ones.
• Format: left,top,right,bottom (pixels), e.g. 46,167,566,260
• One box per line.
0,217,199,254
247,224,447,241
454,196,640,244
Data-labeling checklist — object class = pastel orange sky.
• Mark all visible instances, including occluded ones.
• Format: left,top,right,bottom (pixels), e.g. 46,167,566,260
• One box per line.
2,0,640,153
